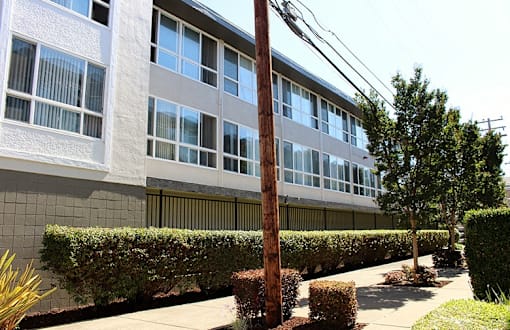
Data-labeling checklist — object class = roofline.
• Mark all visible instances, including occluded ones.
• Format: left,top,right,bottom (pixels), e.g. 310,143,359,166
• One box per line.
155,0,361,117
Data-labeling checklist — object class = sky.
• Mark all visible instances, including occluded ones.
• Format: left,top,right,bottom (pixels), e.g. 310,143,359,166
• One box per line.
197,0,510,176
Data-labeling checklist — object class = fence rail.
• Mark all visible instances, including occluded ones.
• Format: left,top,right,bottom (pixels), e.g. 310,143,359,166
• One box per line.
147,191,396,230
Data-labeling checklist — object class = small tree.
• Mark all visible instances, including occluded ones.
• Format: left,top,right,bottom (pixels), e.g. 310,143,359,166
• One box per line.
357,67,446,282
476,131,506,208
437,110,480,251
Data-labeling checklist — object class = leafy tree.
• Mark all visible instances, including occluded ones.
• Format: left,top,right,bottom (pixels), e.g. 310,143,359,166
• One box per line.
356,67,447,281
437,110,480,251
476,131,506,208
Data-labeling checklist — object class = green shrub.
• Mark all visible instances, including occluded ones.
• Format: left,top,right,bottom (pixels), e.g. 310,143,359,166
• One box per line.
465,208,510,301
309,280,357,328
41,225,447,306
432,248,464,268
231,268,301,320
412,299,510,330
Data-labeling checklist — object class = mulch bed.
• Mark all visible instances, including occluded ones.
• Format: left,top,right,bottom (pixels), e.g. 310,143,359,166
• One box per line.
378,280,452,288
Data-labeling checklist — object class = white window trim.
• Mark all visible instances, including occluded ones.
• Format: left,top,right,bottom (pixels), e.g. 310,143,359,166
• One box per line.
4,35,107,140
43,0,111,27
147,96,218,169
283,140,321,188
223,45,257,105
151,6,219,89
323,153,351,194
281,77,319,130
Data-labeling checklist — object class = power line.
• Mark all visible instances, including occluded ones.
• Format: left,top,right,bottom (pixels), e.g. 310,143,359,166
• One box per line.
293,0,395,97
269,0,380,110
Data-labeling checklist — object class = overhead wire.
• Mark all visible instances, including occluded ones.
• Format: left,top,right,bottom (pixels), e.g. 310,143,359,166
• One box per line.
294,0,395,97
269,0,391,110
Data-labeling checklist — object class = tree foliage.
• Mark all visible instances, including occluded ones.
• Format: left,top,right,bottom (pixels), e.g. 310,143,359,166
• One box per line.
357,66,507,270
357,67,447,278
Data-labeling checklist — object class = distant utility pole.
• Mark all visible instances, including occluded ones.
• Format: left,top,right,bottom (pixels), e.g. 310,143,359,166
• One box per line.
253,0,283,328
479,116,506,134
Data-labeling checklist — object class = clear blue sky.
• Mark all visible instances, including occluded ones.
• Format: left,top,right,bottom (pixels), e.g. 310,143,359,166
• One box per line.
197,0,510,175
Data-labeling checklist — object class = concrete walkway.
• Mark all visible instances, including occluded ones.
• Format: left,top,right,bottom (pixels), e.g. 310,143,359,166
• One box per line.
42,255,473,330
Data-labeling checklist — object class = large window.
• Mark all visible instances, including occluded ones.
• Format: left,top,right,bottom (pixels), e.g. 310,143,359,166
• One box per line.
323,153,351,193
281,78,318,129
5,37,105,138
321,99,349,143
151,8,218,87
147,97,216,168
223,121,280,179
350,115,369,150
224,47,257,105
283,141,320,187
352,163,379,197
49,0,109,25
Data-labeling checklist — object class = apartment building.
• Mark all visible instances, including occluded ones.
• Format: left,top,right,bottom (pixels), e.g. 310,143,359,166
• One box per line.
0,0,392,310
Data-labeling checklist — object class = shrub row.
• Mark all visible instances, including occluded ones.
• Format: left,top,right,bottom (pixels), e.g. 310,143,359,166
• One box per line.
465,208,510,301
41,225,448,306
231,269,301,320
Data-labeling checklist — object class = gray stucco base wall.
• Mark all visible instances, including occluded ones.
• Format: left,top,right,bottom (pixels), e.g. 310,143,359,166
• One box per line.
0,169,146,312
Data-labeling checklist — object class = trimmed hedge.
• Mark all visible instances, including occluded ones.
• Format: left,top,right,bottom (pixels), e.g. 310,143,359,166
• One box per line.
231,269,301,320
465,208,510,301
309,280,357,328
41,225,447,306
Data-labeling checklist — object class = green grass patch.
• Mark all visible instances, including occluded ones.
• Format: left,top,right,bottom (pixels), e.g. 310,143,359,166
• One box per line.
412,299,510,330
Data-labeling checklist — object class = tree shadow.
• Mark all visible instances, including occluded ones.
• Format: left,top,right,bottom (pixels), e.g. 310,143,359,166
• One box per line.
356,285,435,310
436,267,468,279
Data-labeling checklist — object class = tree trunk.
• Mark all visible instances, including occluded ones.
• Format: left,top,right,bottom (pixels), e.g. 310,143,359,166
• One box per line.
449,211,456,252
410,210,419,284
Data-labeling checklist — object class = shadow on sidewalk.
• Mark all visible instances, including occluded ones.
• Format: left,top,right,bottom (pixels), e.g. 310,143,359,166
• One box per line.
437,268,468,279
356,285,435,310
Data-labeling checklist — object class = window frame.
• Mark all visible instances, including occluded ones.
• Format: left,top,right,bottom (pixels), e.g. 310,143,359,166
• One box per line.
352,163,379,197
147,96,217,169
283,140,320,188
281,77,319,130
322,153,351,193
320,98,349,143
223,45,257,105
47,0,110,26
151,7,218,88
4,35,106,139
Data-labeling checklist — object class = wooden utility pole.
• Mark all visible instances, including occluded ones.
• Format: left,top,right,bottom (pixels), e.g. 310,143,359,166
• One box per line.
253,0,283,327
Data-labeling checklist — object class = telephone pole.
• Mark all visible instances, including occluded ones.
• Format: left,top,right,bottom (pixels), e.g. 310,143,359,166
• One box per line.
479,116,506,133
253,0,283,327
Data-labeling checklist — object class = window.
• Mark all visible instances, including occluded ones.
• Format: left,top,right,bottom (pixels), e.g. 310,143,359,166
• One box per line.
350,115,369,150
223,121,280,179
5,37,105,138
151,8,217,87
272,72,279,114
320,99,349,143
352,163,378,197
49,0,109,25
223,121,260,176
281,78,318,129
283,141,320,187
223,47,257,105
147,97,217,168
323,153,351,193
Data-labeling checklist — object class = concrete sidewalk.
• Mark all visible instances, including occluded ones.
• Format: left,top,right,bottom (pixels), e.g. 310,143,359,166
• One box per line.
42,255,473,330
